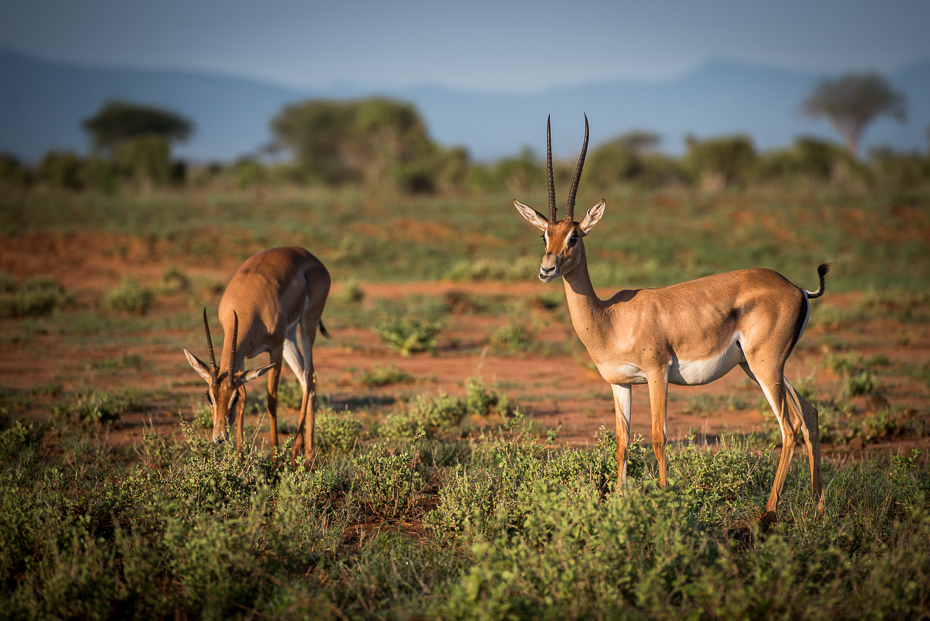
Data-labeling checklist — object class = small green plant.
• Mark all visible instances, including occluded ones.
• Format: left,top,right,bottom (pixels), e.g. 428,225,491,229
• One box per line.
374,318,441,356
58,388,142,425
315,408,363,453
0,274,74,318
488,316,538,353
352,442,422,518
443,257,538,282
160,265,190,293
87,353,143,371
383,393,468,439
335,278,365,304
275,377,305,411
465,377,512,416
105,277,156,315
0,271,17,294
843,370,878,398
192,401,213,429
857,409,899,441
358,364,414,387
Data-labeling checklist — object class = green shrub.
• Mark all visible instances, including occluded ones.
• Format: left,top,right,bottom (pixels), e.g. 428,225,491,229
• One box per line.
191,402,213,429
843,370,878,397
57,389,142,425
315,408,363,453
105,277,156,315
383,393,468,439
0,275,74,318
684,134,757,189
488,316,538,353
465,377,512,417
352,443,422,518
374,318,440,356
358,364,414,387
444,257,538,282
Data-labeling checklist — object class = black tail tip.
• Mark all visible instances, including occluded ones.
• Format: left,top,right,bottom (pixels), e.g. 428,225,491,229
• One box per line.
817,263,831,277
319,320,331,339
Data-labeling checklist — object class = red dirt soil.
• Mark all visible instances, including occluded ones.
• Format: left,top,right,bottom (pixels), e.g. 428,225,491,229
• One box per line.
2,230,929,458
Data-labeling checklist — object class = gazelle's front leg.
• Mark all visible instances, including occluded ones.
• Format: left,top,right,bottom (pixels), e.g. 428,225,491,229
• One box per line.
265,356,284,453
235,386,247,455
611,384,632,487
647,369,670,487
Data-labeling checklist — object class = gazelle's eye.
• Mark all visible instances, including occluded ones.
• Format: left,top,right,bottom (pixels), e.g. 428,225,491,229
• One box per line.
540,235,546,246
568,235,578,247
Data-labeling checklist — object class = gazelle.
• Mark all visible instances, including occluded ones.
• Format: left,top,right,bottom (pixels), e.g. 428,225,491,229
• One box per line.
183,246,331,465
514,116,829,518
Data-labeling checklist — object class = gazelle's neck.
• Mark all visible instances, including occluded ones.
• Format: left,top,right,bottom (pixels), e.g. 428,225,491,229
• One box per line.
560,246,611,350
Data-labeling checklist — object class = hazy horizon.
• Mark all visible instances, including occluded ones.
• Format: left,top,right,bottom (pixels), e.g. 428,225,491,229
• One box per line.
2,0,928,93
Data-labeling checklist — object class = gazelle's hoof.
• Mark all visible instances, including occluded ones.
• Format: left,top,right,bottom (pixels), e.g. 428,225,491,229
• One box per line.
759,510,778,533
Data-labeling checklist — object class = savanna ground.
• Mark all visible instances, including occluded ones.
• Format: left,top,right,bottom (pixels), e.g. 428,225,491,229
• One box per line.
1,185,929,619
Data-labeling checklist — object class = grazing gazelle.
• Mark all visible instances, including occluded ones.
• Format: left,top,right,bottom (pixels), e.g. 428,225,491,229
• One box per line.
183,246,331,465
513,116,829,518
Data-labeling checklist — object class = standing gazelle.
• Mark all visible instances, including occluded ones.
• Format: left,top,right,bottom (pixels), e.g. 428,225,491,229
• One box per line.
183,247,331,465
514,116,829,518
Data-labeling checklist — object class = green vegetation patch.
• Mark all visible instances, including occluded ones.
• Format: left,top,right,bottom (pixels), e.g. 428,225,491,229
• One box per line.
0,413,929,619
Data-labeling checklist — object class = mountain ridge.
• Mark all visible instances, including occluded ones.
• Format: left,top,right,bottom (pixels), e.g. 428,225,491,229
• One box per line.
1,47,927,163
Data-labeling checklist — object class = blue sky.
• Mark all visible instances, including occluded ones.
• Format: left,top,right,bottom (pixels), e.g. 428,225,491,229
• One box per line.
2,0,928,92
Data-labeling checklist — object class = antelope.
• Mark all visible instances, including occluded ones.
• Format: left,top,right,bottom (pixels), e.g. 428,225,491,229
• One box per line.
514,116,829,518
183,247,331,465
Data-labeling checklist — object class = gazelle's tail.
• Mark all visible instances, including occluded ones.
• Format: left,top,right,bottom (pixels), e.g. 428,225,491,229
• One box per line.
806,263,830,299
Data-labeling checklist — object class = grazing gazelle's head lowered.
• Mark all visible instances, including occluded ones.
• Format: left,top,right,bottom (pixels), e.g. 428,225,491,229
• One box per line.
182,247,331,465
513,114,605,283
184,309,273,445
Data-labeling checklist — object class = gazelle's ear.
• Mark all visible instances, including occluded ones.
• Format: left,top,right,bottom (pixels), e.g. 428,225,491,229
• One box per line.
579,200,606,236
184,349,214,383
238,362,275,385
513,200,549,232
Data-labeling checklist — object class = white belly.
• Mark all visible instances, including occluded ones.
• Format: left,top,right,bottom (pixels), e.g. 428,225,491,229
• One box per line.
669,335,745,386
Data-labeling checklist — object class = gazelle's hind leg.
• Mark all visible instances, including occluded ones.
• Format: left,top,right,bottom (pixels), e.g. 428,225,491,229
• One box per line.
785,379,825,513
290,311,321,464
282,329,308,464
739,361,796,517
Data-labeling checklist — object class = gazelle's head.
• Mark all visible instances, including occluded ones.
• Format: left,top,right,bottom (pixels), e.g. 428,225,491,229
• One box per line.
514,115,605,283
183,309,273,444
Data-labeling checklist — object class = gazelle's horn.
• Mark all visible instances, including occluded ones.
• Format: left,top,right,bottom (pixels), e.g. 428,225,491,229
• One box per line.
565,114,589,222
203,307,218,379
547,115,556,222
227,311,238,387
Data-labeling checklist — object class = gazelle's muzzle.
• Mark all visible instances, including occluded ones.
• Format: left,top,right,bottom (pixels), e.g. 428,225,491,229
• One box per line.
539,253,561,282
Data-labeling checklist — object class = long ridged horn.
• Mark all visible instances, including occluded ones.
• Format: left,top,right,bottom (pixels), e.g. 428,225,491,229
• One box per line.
565,114,589,221
227,311,238,387
546,115,556,222
202,307,218,379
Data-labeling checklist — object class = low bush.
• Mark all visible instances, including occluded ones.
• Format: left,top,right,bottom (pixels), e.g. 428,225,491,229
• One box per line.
105,277,156,315
374,318,441,356
0,274,74,318
358,364,414,387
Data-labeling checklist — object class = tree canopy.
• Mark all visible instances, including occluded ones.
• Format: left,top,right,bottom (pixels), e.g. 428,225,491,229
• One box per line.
271,97,444,191
802,72,907,158
82,100,194,152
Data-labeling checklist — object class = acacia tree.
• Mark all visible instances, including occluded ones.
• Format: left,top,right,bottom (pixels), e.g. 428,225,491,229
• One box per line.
83,100,193,152
82,100,193,187
802,72,906,158
271,97,448,192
